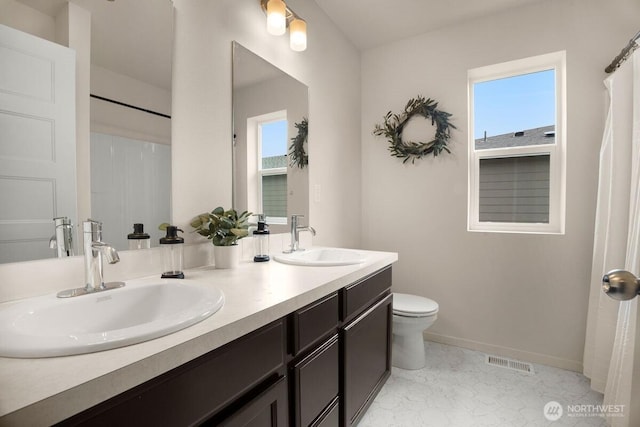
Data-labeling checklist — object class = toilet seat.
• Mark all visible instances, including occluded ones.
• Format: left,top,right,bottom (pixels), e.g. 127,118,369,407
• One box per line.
393,293,439,318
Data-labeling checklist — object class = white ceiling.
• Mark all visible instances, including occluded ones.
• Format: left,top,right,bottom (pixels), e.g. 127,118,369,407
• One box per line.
313,0,550,50
14,0,552,90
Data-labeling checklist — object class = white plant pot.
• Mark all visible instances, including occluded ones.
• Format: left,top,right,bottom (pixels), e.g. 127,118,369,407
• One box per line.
214,245,240,269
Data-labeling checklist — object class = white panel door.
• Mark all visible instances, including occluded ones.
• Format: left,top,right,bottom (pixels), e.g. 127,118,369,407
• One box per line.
0,24,77,263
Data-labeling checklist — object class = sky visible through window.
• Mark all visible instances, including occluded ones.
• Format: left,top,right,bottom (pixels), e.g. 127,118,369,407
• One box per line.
474,69,555,140
261,120,287,158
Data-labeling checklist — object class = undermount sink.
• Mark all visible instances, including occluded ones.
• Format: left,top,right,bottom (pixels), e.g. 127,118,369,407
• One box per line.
273,247,365,266
0,279,224,358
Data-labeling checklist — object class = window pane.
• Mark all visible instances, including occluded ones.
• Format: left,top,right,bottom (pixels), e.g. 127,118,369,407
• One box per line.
476,126,555,150
262,174,287,218
261,120,287,169
262,155,287,170
474,70,555,150
479,155,550,223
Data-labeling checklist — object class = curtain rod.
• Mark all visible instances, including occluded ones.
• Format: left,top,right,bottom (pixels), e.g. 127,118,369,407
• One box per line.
605,30,640,73
90,94,171,119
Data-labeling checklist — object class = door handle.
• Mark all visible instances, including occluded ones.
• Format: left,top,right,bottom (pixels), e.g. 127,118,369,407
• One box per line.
602,269,640,301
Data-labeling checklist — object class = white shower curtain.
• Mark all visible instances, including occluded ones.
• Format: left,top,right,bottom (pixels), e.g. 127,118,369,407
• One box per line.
583,49,639,427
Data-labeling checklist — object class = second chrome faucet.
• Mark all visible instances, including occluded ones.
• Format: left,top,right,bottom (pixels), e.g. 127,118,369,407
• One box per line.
285,214,315,253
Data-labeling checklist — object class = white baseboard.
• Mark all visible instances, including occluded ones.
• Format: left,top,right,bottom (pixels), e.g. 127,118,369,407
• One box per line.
423,331,583,373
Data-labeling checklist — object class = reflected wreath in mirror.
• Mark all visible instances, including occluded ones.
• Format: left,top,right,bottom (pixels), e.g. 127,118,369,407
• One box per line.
373,95,456,164
289,117,308,168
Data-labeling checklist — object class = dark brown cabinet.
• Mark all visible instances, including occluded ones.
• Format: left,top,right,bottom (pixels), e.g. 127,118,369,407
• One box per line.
57,266,393,427
341,294,393,426
290,267,392,427
57,320,287,427
288,291,341,426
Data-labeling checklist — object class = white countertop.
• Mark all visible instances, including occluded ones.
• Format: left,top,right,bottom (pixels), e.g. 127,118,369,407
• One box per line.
0,249,397,426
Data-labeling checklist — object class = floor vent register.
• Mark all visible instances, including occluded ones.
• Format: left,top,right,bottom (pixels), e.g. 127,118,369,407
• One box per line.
485,355,535,374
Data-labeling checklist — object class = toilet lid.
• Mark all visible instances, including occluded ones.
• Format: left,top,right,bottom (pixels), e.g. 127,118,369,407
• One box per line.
393,293,439,317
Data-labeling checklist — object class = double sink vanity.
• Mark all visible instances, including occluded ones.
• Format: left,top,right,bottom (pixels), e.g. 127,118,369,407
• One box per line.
0,247,397,426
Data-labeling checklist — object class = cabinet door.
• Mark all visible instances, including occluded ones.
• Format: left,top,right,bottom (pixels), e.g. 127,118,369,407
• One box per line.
291,335,339,426
341,293,392,427
218,376,288,427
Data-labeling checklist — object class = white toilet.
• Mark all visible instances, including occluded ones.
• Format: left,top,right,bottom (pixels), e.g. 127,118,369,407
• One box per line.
392,293,439,370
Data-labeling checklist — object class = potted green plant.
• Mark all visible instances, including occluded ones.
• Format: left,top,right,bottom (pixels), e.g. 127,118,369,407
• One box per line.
190,207,252,268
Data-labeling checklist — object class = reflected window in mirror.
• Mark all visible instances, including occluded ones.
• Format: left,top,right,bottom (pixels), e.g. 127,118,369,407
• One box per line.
232,42,309,234
258,114,288,224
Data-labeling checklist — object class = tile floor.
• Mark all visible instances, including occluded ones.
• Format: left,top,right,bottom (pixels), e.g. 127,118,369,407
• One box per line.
358,341,606,427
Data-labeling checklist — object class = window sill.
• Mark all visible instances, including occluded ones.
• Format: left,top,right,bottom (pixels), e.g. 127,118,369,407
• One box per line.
467,223,564,235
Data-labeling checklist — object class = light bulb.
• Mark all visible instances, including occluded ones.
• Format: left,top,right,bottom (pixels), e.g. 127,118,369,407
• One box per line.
289,18,307,51
266,0,286,36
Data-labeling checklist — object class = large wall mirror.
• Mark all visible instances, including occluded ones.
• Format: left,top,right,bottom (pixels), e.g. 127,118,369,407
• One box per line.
232,42,309,234
1,0,173,263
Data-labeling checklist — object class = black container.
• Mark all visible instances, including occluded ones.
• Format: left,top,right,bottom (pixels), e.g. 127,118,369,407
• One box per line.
128,223,151,250
253,215,270,262
160,226,184,279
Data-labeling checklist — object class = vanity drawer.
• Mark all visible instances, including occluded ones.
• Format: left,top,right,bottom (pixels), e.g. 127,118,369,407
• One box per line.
291,335,339,427
341,267,391,322
217,376,288,427
291,292,339,355
59,319,286,426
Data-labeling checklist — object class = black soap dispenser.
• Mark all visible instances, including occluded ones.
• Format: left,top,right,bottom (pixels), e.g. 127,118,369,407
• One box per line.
128,223,151,250
253,214,270,262
160,225,184,279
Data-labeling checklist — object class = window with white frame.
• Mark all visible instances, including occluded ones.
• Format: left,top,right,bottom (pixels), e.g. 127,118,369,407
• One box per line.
258,114,288,224
468,51,566,234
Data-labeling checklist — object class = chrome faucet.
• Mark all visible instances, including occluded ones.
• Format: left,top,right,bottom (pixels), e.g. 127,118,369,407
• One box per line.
84,220,120,291
57,220,124,298
49,216,75,258
285,214,316,253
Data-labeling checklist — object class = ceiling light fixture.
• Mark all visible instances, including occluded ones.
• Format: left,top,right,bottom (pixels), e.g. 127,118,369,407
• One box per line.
260,0,307,52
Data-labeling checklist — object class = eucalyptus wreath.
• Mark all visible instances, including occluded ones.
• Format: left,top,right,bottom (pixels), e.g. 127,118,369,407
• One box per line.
373,95,456,164
289,117,308,169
